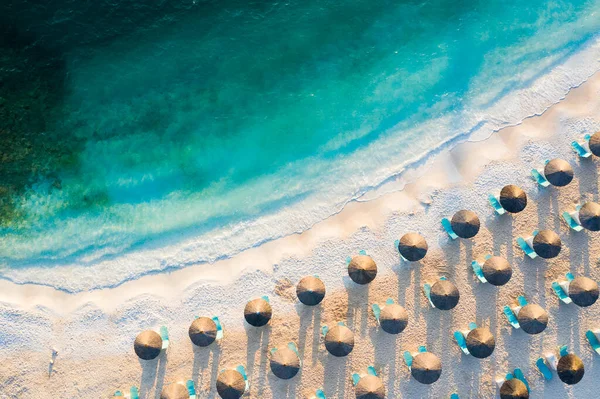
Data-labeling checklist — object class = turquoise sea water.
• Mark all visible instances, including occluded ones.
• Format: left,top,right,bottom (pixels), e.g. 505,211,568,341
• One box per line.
1,0,600,287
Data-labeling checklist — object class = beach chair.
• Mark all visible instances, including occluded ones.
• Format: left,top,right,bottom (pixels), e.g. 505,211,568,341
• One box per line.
488,193,506,215
352,365,378,385
453,322,478,355
471,255,492,283
403,345,427,370
450,394,459,399
160,326,169,351
113,387,139,399
531,160,552,187
308,388,327,399
562,205,584,231
423,276,447,308
586,330,600,355
372,298,394,324
236,365,249,392
212,316,224,340
536,346,568,380
551,273,575,304
516,230,538,259
186,380,196,399
572,134,592,158
441,218,459,240
503,296,528,329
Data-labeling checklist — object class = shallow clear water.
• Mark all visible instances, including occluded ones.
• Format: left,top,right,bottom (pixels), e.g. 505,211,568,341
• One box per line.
1,0,600,282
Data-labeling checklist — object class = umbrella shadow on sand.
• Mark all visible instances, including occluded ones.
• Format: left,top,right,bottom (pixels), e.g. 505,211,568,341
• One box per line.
192,343,221,398
139,352,168,397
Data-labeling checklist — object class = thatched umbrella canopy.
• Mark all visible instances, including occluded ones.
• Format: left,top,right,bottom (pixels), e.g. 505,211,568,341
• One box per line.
500,378,529,399
579,202,600,231
430,280,460,310
589,131,600,157
451,210,480,239
216,369,245,399
270,346,300,379
532,230,561,259
160,383,189,399
296,276,326,306
398,233,428,261
189,317,217,347
568,276,599,307
348,255,377,285
411,352,442,384
499,185,527,213
466,327,495,359
324,324,354,357
355,375,385,399
557,354,585,385
134,330,162,360
517,304,548,335
544,159,574,187
244,298,272,327
379,304,408,335
482,256,512,286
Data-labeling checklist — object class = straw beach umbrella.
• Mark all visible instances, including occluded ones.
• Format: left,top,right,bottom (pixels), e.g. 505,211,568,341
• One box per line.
134,330,162,360
189,317,217,347
451,210,480,239
296,276,326,306
544,159,574,187
532,230,561,259
355,375,385,399
160,383,189,399
411,352,442,384
270,346,301,379
500,378,529,399
324,324,354,357
348,255,377,285
517,304,548,335
244,298,272,327
589,131,600,157
557,354,585,385
398,233,428,261
499,185,527,213
568,277,599,307
216,369,245,399
482,256,512,286
379,304,408,334
579,202,600,231
430,280,460,310
466,327,495,359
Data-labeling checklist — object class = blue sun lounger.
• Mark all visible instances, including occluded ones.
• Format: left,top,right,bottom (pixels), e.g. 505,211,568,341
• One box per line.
572,134,592,158
160,326,169,351
114,387,139,399
516,230,539,259
441,218,459,239
403,345,427,370
453,322,478,355
562,205,584,231
488,193,507,215
471,255,492,283
352,366,378,385
423,276,448,308
551,273,575,304
503,296,528,329
187,380,197,399
585,330,600,355
372,298,395,325
536,346,568,380
310,389,326,399
531,160,552,187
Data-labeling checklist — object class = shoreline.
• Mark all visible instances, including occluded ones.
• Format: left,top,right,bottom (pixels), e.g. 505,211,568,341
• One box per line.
3,36,600,292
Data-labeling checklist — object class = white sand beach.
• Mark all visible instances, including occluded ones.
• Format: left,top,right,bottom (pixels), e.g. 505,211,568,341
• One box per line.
3,59,600,399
